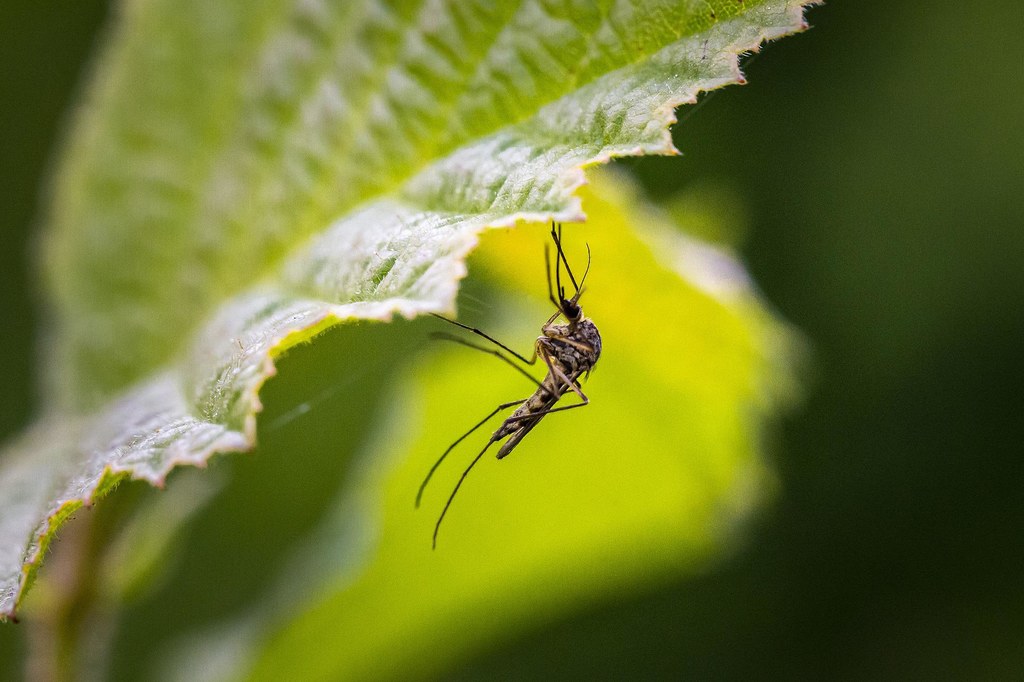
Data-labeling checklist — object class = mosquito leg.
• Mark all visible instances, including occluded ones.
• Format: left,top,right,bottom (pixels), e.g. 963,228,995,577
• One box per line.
503,356,589,427
536,346,585,399
429,313,537,365
502,399,588,423
502,353,588,425
433,436,498,549
538,346,590,403
430,332,542,389
415,398,527,508
563,337,596,355
548,222,591,301
550,222,581,292
539,326,595,357
544,243,561,311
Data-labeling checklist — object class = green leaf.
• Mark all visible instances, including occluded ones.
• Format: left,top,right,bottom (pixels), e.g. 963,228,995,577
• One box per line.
149,172,799,680
1,0,813,622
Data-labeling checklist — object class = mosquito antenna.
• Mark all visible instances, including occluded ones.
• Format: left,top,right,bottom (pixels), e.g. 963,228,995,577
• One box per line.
433,438,496,549
570,244,592,303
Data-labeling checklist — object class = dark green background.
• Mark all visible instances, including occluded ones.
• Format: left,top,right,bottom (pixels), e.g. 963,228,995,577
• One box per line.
2,1,1022,678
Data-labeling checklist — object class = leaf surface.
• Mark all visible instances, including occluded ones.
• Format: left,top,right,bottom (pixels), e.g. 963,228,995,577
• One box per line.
153,173,799,680
0,0,812,621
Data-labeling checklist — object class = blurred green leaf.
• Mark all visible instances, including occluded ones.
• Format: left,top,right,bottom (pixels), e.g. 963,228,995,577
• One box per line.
207,173,797,680
0,0,812,623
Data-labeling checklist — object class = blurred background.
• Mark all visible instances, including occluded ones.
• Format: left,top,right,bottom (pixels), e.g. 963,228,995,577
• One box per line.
2,1,1022,678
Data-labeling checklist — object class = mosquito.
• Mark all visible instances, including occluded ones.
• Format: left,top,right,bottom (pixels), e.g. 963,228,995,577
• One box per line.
416,223,602,549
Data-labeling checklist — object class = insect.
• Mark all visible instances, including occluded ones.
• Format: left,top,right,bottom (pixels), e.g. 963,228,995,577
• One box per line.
416,223,602,548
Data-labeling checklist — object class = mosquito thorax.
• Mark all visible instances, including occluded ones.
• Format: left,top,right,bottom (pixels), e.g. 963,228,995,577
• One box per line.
542,316,601,373
575,317,602,363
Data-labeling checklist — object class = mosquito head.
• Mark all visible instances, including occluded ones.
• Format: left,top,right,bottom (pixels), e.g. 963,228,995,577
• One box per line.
560,297,582,322
546,222,591,323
